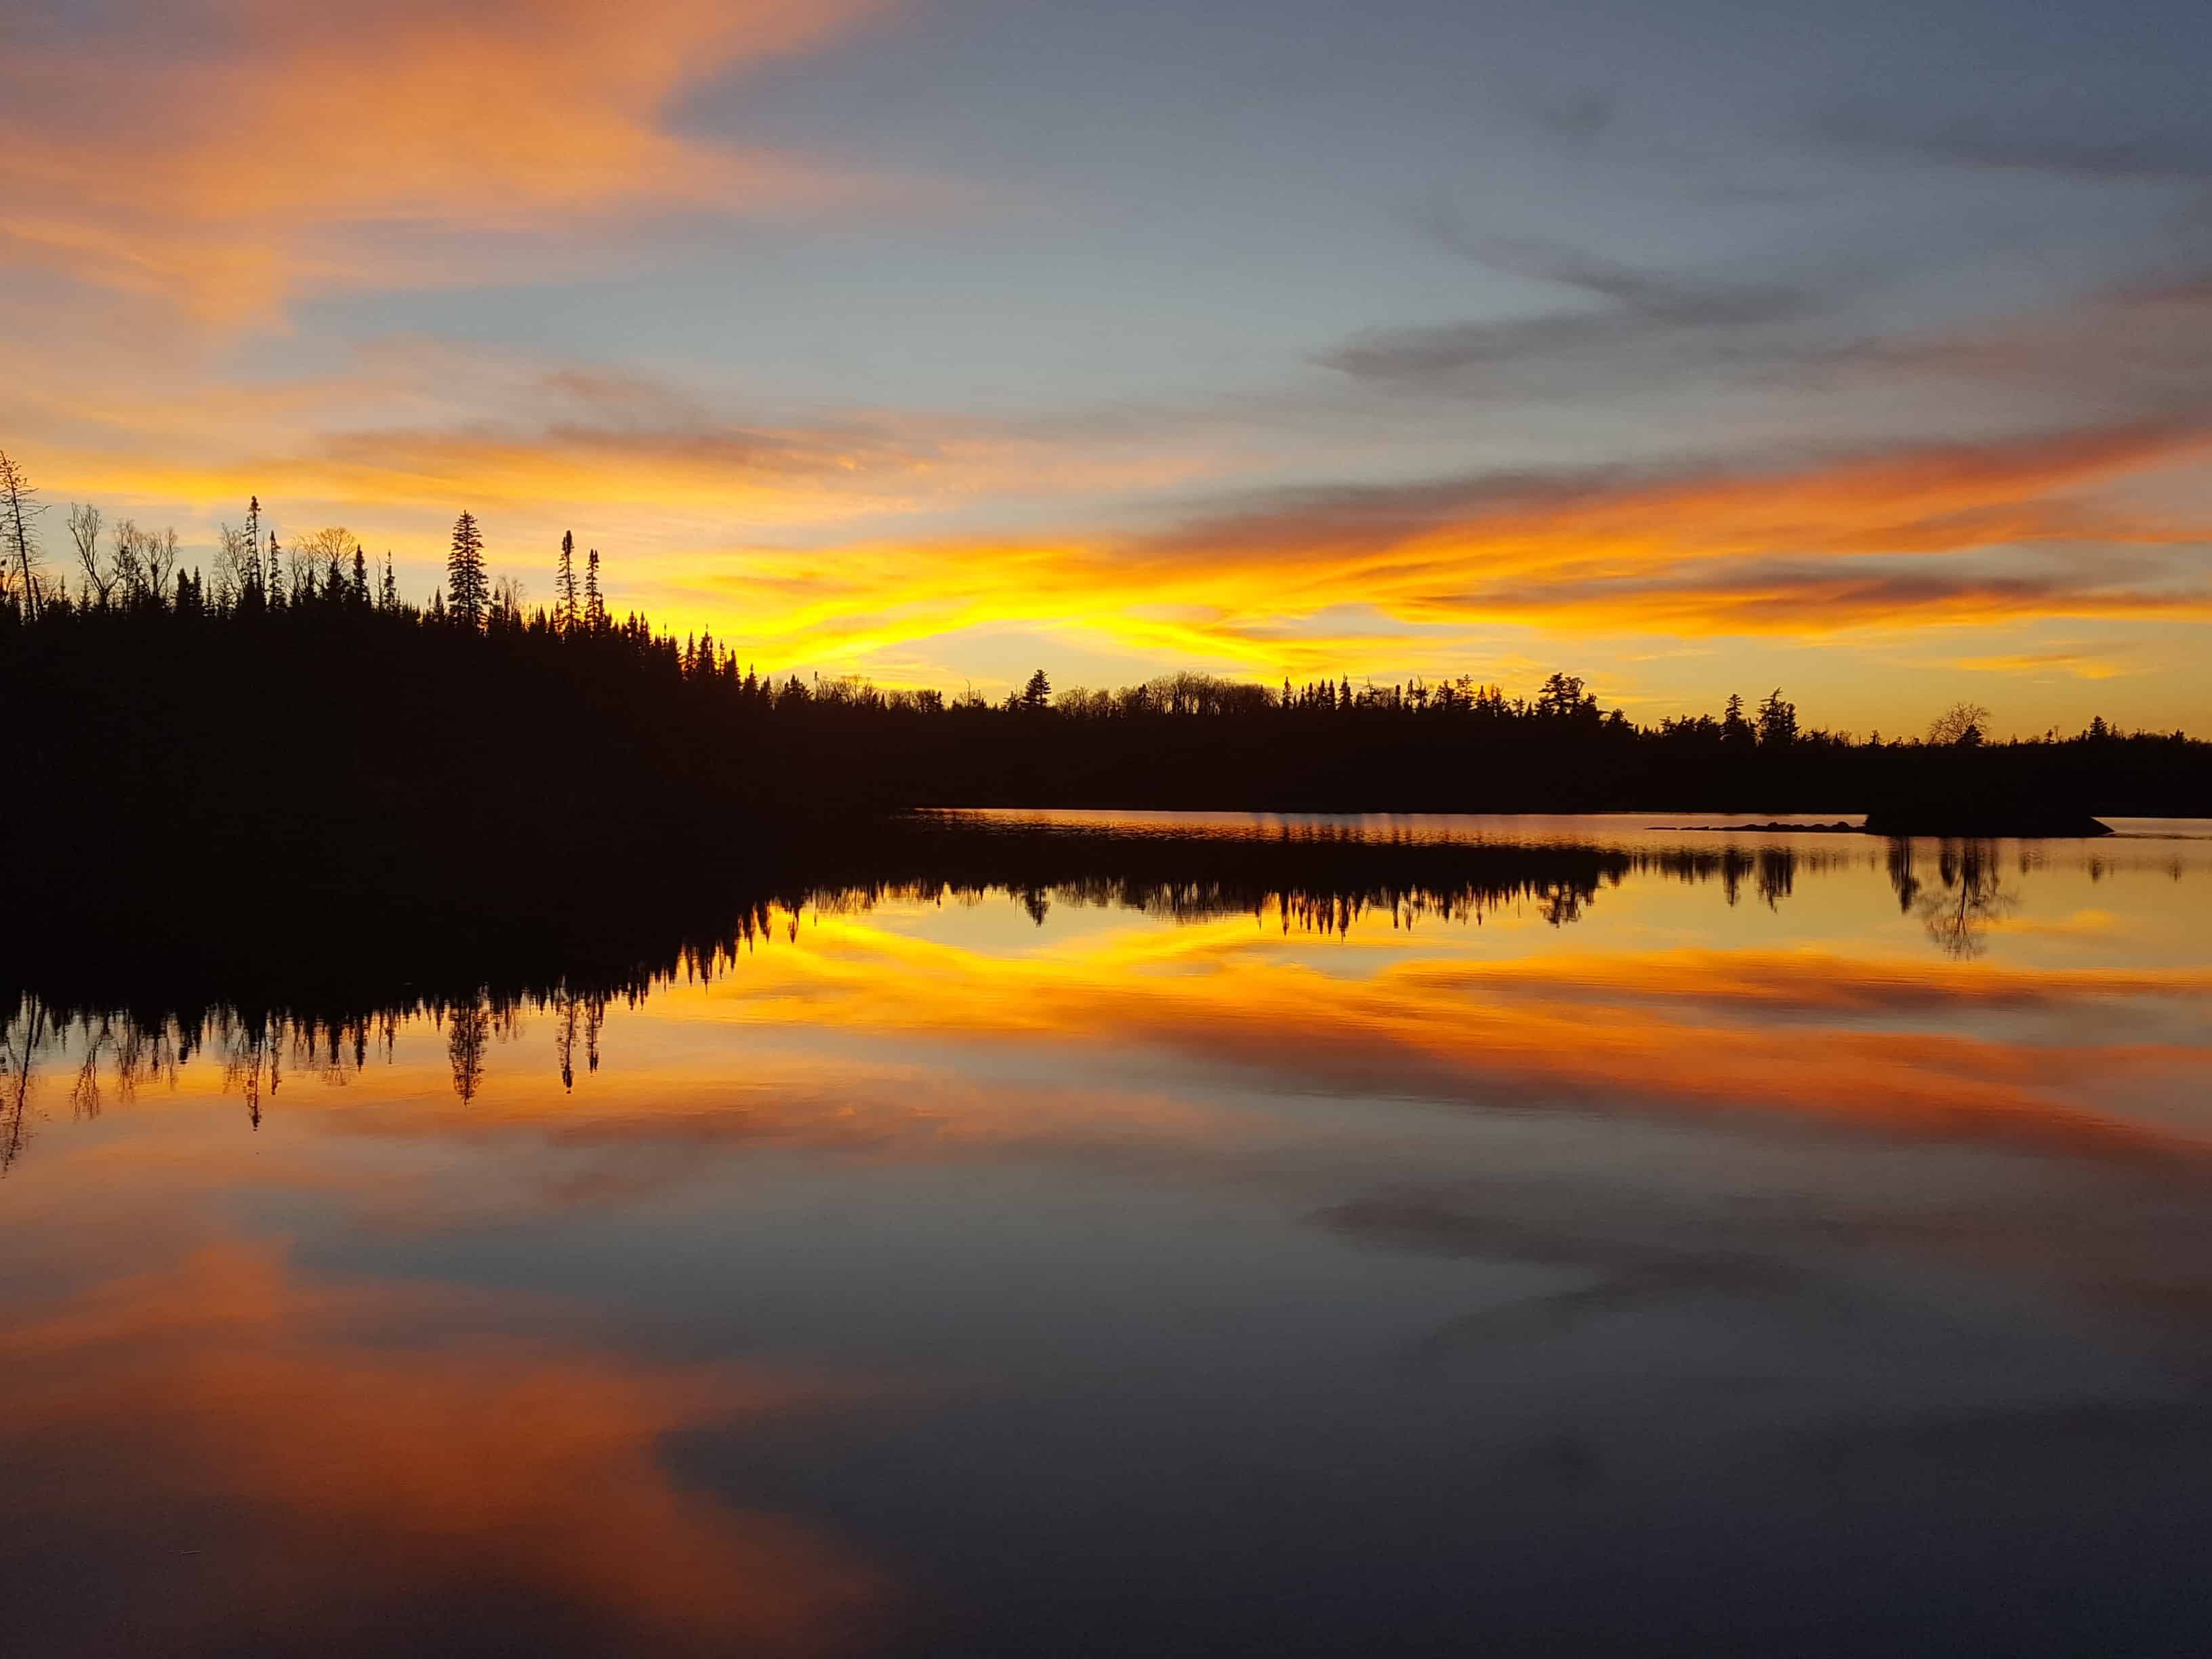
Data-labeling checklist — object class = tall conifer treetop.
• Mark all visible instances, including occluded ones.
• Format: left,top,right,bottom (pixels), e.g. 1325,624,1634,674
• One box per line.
447,511,487,631
555,530,579,636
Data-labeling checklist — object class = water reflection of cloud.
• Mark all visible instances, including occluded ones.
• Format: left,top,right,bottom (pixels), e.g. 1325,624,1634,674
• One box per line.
651,931,2212,1161
0,1242,885,1658
22,926,2212,1186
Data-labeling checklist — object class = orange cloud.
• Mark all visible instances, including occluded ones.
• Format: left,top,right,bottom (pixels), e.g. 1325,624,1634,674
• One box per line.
1950,649,2130,680
12,317,2212,693
656,418,2212,670
18,395,2212,697
0,0,903,316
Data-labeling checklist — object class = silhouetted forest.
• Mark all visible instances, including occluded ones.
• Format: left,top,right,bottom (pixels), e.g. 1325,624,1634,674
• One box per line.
5,476,2209,916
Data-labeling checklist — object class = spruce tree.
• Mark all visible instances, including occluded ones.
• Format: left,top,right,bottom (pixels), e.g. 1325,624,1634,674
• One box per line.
583,548,605,633
1755,688,1799,747
1721,693,1753,749
447,512,487,630
555,531,579,635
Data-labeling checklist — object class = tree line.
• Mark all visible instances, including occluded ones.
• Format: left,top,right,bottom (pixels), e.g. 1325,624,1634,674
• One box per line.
5,459,2208,922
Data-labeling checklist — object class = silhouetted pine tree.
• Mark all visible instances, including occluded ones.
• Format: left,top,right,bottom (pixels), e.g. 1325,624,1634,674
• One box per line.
555,531,579,635
1721,693,1754,751
1757,689,1799,747
583,548,605,633
447,512,487,631
380,552,398,612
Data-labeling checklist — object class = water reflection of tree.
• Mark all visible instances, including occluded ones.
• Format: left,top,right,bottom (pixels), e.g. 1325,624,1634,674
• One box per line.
1887,840,2018,958
2,998,48,1174
11,829,2173,1165
968,842,1856,935
554,987,578,1091
1,997,428,1171
5,996,187,1171
1712,846,1796,910
0,842,1849,1164
446,996,489,1103
1885,840,1920,914
68,1010,178,1124
217,1011,280,1129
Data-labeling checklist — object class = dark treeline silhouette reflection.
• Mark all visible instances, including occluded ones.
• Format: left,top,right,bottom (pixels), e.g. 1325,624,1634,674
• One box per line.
817,817,1853,928
0,982,590,1172
5,473,2209,916
0,820,2106,1162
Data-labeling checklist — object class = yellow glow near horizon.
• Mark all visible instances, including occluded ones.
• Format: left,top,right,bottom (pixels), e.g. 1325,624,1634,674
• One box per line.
7,3,2211,734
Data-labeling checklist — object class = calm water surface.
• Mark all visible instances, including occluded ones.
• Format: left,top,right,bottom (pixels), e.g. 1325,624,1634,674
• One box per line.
6,815,2212,1655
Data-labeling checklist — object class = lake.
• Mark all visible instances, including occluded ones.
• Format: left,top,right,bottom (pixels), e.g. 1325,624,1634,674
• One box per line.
5,813,2211,1656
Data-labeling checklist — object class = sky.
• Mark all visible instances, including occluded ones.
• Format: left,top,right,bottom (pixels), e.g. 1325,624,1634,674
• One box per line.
5,0,2211,735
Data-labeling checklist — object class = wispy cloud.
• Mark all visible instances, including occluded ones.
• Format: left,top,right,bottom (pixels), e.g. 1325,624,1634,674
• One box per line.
0,0,911,317
16,336,1208,529
12,259,2212,705
1950,650,2131,680
39,364,2209,672
1818,110,2212,184
656,416,2212,671
1327,232,1832,391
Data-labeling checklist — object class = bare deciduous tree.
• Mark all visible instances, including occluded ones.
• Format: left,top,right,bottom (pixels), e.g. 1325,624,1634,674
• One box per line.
69,503,116,607
298,527,354,600
0,449,48,619
110,519,144,597
108,520,181,605
212,522,259,605
146,526,178,600
1927,701,1992,746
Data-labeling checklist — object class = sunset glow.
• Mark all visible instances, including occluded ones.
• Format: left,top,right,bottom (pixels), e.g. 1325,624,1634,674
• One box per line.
8,0,2211,729
11,11,2212,1645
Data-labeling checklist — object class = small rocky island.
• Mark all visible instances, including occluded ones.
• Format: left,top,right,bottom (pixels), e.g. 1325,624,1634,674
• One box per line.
1656,807,2115,837
1857,775,2116,837
1860,807,2112,838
